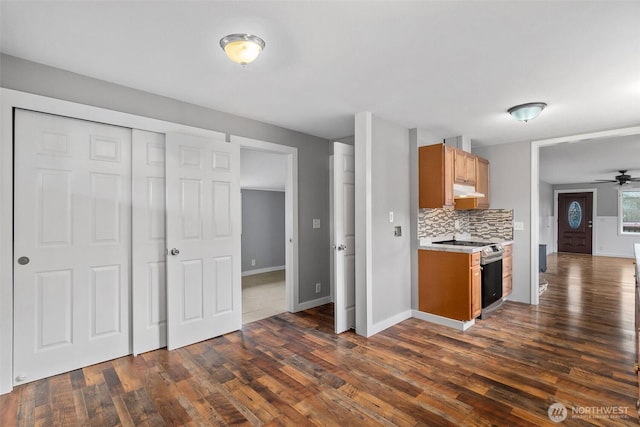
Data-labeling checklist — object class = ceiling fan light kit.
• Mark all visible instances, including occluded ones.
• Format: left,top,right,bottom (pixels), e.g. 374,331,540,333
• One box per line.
220,33,265,65
595,170,640,185
508,102,547,123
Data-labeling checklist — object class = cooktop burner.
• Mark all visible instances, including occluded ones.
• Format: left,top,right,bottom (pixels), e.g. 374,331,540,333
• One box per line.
433,240,493,247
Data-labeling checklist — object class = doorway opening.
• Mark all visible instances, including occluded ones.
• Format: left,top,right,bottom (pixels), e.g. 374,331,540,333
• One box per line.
233,136,299,324
241,186,286,323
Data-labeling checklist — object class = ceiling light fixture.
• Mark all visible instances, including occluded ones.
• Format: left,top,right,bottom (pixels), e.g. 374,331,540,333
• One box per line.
508,102,547,123
220,33,265,65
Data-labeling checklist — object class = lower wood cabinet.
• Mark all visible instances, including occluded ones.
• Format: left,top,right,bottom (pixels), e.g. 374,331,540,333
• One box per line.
503,243,513,298
419,250,481,321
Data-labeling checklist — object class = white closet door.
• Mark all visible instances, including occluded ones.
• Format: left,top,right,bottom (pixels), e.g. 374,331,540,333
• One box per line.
165,133,241,350
13,109,131,385
132,129,167,355
333,142,356,333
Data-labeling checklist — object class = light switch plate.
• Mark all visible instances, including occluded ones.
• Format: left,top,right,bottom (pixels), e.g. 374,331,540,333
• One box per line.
313,219,321,229
514,221,525,231
389,211,394,223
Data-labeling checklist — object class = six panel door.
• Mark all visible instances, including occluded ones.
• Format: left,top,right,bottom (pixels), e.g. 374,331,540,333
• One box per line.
132,129,168,355
333,142,356,333
165,133,241,350
13,110,132,384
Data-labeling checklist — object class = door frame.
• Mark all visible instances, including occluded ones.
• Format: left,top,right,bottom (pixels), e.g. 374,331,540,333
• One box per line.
553,189,597,255
230,135,299,313
0,88,232,395
530,125,640,306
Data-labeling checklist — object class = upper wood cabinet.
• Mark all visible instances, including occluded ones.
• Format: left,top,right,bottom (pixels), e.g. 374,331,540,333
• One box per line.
454,150,476,185
420,143,490,209
455,156,490,210
419,143,455,209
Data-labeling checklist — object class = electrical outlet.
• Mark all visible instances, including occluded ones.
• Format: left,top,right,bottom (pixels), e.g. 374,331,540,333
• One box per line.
513,221,525,231
313,219,321,229
251,259,256,266
315,282,321,293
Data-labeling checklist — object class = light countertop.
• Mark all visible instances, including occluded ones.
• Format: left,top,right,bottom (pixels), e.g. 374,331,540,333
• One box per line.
418,239,513,254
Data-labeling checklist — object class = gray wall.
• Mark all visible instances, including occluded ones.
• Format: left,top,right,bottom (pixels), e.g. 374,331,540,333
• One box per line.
370,115,412,324
241,190,285,273
355,112,411,335
553,182,619,216
334,135,355,145
1,54,331,305
474,141,532,304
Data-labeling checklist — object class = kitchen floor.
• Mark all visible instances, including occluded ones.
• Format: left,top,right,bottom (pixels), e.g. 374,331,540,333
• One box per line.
242,269,286,324
2,253,637,425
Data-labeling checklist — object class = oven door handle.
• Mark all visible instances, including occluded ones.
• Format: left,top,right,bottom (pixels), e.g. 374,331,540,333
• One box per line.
481,255,503,265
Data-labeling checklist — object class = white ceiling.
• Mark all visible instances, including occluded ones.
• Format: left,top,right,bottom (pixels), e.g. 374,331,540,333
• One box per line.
1,1,639,146
540,133,640,185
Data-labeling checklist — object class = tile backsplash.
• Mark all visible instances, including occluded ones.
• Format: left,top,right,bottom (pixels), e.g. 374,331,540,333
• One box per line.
418,208,514,241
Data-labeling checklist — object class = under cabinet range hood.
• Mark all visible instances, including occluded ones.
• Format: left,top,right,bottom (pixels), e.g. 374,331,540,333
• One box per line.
453,183,485,199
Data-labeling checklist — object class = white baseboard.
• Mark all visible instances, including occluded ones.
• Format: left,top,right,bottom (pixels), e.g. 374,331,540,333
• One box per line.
365,310,413,337
411,310,475,331
593,251,634,259
293,295,331,312
241,265,285,277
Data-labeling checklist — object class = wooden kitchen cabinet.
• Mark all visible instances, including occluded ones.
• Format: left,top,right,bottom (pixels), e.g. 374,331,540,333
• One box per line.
419,143,455,209
455,156,490,210
420,143,490,210
454,150,476,185
419,250,481,321
502,243,513,298
471,264,482,319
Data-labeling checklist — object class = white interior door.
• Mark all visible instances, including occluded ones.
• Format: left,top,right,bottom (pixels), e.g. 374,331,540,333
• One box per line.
333,142,356,333
165,133,241,350
13,109,131,385
132,129,167,355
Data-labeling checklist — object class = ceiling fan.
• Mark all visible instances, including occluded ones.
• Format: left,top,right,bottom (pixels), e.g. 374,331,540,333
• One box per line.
595,170,640,185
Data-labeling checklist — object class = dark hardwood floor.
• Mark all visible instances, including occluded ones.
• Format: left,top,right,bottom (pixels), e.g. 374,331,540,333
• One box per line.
1,253,638,426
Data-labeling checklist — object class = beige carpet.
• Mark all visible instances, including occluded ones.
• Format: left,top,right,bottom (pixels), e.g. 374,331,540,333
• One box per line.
242,269,286,324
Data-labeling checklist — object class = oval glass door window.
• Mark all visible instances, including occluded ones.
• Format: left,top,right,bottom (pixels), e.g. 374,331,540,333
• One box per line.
568,201,582,229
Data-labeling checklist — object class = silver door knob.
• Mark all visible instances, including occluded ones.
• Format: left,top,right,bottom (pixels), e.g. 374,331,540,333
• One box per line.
17,256,30,265
169,248,180,255
337,244,347,251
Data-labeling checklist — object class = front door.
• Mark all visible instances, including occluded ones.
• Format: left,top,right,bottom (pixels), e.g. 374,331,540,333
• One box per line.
558,192,593,254
165,133,241,350
333,142,356,333
13,109,132,384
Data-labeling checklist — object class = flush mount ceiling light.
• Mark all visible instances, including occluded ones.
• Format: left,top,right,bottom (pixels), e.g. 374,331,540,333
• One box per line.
220,33,265,65
508,102,547,123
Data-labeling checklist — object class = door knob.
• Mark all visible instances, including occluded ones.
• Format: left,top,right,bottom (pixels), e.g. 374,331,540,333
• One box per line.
169,248,180,256
17,256,30,265
336,244,347,251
